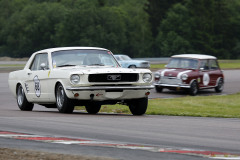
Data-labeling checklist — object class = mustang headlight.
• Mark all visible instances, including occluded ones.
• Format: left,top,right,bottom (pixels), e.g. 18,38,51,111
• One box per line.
181,74,188,80
70,74,80,84
143,73,152,82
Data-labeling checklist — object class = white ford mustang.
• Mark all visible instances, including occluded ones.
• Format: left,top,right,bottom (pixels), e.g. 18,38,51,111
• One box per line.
8,47,154,115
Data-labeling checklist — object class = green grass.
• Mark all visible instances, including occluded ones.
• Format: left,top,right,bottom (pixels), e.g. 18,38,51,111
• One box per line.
75,93,240,118
150,60,240,70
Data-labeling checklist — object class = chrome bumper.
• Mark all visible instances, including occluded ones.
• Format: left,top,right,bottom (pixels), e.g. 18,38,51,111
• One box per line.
154,83,190,88
66,85,154,91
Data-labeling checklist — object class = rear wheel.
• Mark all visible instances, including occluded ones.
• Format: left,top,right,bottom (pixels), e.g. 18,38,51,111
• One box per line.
85,103,101,114
189,81,198,96
56,83,74,113
128,98,148,115
17,84,34,111
215,78,224,93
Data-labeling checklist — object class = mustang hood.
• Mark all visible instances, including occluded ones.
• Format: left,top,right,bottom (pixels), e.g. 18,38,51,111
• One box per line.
56,66,151,75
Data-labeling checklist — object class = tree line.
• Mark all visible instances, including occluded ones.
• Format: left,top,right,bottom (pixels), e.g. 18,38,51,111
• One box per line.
0,0,239,59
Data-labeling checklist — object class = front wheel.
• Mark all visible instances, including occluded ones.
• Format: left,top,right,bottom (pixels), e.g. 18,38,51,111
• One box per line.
215,78,224,93
189,81,198,96
56,83,74,113
128,98,148,115
155,86,163,93
17,84,34,111
85,103,101,114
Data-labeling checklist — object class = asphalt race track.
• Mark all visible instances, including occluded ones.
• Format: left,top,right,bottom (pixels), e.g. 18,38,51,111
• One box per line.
0,70,240,160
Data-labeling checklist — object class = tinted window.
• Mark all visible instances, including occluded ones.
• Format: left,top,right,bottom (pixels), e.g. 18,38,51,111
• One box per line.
167,58,198,69
209,60,219,70
199,60,209,70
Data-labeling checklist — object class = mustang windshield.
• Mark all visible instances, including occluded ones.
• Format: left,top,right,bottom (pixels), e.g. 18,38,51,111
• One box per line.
167,58,198,69
52,49,119,68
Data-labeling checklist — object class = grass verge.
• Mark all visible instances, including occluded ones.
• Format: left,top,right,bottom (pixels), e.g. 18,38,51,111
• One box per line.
75,93,240,118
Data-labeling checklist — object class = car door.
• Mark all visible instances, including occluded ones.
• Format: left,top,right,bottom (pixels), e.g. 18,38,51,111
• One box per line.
25,53,50,102
198,59,211,88
208,59,221,86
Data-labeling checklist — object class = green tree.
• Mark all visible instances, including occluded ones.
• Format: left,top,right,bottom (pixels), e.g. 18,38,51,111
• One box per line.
2,2,66,57
156,0,234,58
227,0,240,58
187,0,231,58
156,3,192,56
145,0,183,37
54,0,128,54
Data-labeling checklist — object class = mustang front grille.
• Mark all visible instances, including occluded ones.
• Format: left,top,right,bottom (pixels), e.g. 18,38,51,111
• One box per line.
88,73,139,82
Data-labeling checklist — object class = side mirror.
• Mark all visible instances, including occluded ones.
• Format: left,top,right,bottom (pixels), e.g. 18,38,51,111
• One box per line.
199,67,204,71
40,63,46,70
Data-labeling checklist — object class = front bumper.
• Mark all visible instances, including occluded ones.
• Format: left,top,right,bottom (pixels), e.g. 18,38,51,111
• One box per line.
66,85,154,91
154,83,190,88
65,85,154,100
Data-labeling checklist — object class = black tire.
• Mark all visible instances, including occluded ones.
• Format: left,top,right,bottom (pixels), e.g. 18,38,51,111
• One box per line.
85,103,101,114
17,84,34,111
215,78,224,93
56,83,74,113
155,86,163,93
189,81,198,96
128,98,148,115
128,65,136,68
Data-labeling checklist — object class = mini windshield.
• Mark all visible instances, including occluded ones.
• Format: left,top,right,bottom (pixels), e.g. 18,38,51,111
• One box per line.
167,58,199,69
51,49,119,68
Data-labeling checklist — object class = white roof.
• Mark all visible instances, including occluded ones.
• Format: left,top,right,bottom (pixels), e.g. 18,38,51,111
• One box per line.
171,54,217,60
35,47,108,53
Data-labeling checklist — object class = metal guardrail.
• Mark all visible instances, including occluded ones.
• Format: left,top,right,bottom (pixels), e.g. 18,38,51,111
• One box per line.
133,58,170,64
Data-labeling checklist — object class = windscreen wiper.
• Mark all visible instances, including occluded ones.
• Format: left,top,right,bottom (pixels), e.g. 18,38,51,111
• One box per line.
57,64,76,67
89,64,105,66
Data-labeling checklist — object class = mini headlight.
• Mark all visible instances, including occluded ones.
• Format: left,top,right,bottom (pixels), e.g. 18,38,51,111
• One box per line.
181,74,188,80
70,74,80,84
143,73,152,82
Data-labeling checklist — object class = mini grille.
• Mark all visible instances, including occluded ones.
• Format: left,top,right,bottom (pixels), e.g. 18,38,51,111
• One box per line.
88,73,139,82
160,76,182,85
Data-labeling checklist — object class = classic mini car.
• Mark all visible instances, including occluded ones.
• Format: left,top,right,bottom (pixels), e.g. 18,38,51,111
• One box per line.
154,54,224,96
114,54,150,68
8,47,154,115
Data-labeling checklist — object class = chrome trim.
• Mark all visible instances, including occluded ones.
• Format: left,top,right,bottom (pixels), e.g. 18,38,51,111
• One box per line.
154,83,190,88
66,85,154,91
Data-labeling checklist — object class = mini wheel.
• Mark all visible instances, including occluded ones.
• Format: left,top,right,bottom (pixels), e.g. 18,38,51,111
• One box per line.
189,81,198,96
215,78,224,93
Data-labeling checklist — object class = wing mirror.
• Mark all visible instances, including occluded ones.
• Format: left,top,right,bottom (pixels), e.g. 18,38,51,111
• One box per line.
200,67,204,71
40,63,47,70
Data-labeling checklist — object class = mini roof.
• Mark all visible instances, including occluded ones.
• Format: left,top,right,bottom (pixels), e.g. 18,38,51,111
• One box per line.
171,54,217,60
35,47,108,53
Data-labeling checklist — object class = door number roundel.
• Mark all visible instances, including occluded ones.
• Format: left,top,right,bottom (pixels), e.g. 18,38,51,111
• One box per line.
203,73,210,86
34,75,41,97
